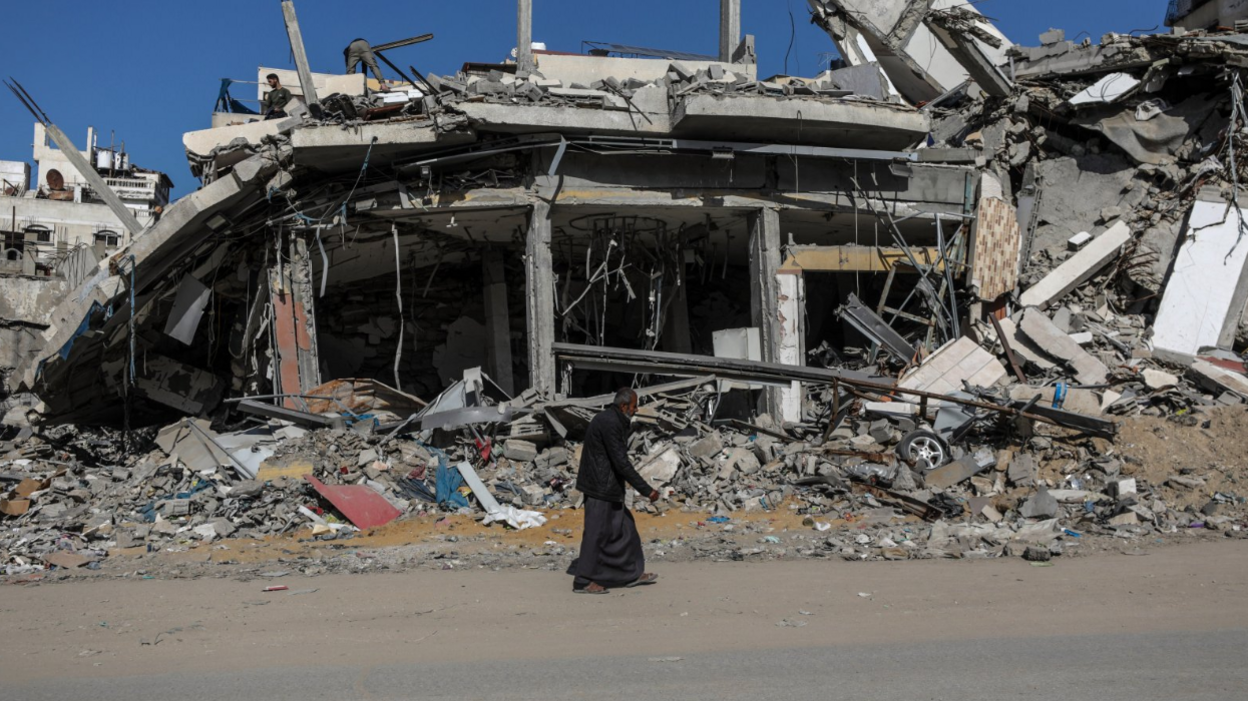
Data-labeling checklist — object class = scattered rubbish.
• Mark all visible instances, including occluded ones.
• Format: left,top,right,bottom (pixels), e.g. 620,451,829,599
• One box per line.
263,585,289,592
2,1,1248,577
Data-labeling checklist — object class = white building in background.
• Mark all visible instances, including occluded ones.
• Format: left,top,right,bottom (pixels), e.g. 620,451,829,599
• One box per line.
1,123,172,276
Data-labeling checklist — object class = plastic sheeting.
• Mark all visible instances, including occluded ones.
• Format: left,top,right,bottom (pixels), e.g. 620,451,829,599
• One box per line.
1072,94,1221,165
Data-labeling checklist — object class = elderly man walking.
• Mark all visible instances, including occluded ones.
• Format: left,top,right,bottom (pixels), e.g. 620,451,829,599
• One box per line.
568,388,660,594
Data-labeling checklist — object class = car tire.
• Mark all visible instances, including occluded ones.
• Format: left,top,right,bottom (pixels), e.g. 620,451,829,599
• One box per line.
897,430,949,471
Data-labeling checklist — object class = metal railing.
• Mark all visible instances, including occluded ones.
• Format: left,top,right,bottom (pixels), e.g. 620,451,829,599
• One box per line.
102,177,158,196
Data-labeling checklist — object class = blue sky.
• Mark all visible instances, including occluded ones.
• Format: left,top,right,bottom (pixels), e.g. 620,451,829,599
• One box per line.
0,0,1167,194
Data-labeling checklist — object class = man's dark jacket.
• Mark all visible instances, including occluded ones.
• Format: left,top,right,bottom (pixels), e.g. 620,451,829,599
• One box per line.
576,405,654,503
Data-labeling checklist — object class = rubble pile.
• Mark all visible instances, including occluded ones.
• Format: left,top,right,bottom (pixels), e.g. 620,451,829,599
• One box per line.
9,2,1248,579
4,357,1247,576
314,51,896,127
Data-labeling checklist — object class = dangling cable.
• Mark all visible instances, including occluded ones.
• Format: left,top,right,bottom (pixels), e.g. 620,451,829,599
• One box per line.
392,224,404,391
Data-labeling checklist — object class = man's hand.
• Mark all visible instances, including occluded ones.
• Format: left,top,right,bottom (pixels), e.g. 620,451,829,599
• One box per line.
648,490,660,503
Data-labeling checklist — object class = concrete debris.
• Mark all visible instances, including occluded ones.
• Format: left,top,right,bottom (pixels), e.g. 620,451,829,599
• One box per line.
1019,223,1132,310
1152,196,1248,363
1019,489,1060,519
6,2,1248,575
1018,309,1110,385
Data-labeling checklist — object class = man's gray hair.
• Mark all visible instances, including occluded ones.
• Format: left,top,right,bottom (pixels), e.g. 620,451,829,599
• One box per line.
613,387,637,408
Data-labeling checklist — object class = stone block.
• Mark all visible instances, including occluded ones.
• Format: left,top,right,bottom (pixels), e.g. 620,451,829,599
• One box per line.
1019,489,1059,519
503,439,538,462
1007,454,1037,487
688,432,724,459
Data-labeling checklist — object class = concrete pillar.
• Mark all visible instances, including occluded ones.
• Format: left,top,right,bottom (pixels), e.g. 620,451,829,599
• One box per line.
280,1,319,111
719,0,741,64
748,207,783,418
660,257,692,355
525,200,556,396
517,0,535,73
483,249,515,394
776,272,805,423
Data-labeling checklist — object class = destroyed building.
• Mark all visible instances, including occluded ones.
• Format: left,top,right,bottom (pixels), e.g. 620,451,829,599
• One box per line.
3,1,1248,573
1,121,171,404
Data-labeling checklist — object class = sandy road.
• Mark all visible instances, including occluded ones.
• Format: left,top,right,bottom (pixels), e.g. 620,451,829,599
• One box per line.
2,541,1246,699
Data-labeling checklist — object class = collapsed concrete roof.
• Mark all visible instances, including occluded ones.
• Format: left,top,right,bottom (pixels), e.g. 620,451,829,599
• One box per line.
12,0,1248,434
13,36,982,425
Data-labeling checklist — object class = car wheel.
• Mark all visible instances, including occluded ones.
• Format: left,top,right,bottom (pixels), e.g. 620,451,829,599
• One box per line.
898,430,949,471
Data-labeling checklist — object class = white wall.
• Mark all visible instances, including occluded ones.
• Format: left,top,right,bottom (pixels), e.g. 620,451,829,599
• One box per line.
0,195,136,261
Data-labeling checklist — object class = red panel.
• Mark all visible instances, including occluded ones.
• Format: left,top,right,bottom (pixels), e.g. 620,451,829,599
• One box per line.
305,476,402,530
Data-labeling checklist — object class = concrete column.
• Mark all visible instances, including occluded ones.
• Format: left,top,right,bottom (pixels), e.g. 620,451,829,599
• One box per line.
719,0,742,64
776,272,805,423
483,249,515,394
517,0,534,73
748,207,783,418
280,1,319,110
660,257,692,355
525,200,556,396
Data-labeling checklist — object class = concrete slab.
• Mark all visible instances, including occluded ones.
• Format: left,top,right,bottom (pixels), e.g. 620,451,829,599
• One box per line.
1153,199,1248,362
457,99,673,137
289,121,474,173
674,93,929,150
900,337,1008,398
996,317,1056,370
1019,222,1132,310
1019,309,1110,385
1188,359,1248,399
183,117,302,161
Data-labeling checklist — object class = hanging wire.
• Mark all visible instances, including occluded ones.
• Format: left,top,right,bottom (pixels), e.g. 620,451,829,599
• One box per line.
392,224,404,391
1223,72,1248,261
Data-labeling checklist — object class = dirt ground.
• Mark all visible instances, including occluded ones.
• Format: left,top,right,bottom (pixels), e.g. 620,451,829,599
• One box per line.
1111,407,1248,510
1,541,1245,687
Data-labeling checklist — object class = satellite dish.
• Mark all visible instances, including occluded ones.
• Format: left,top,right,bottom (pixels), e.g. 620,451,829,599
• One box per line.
46,169,64,191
